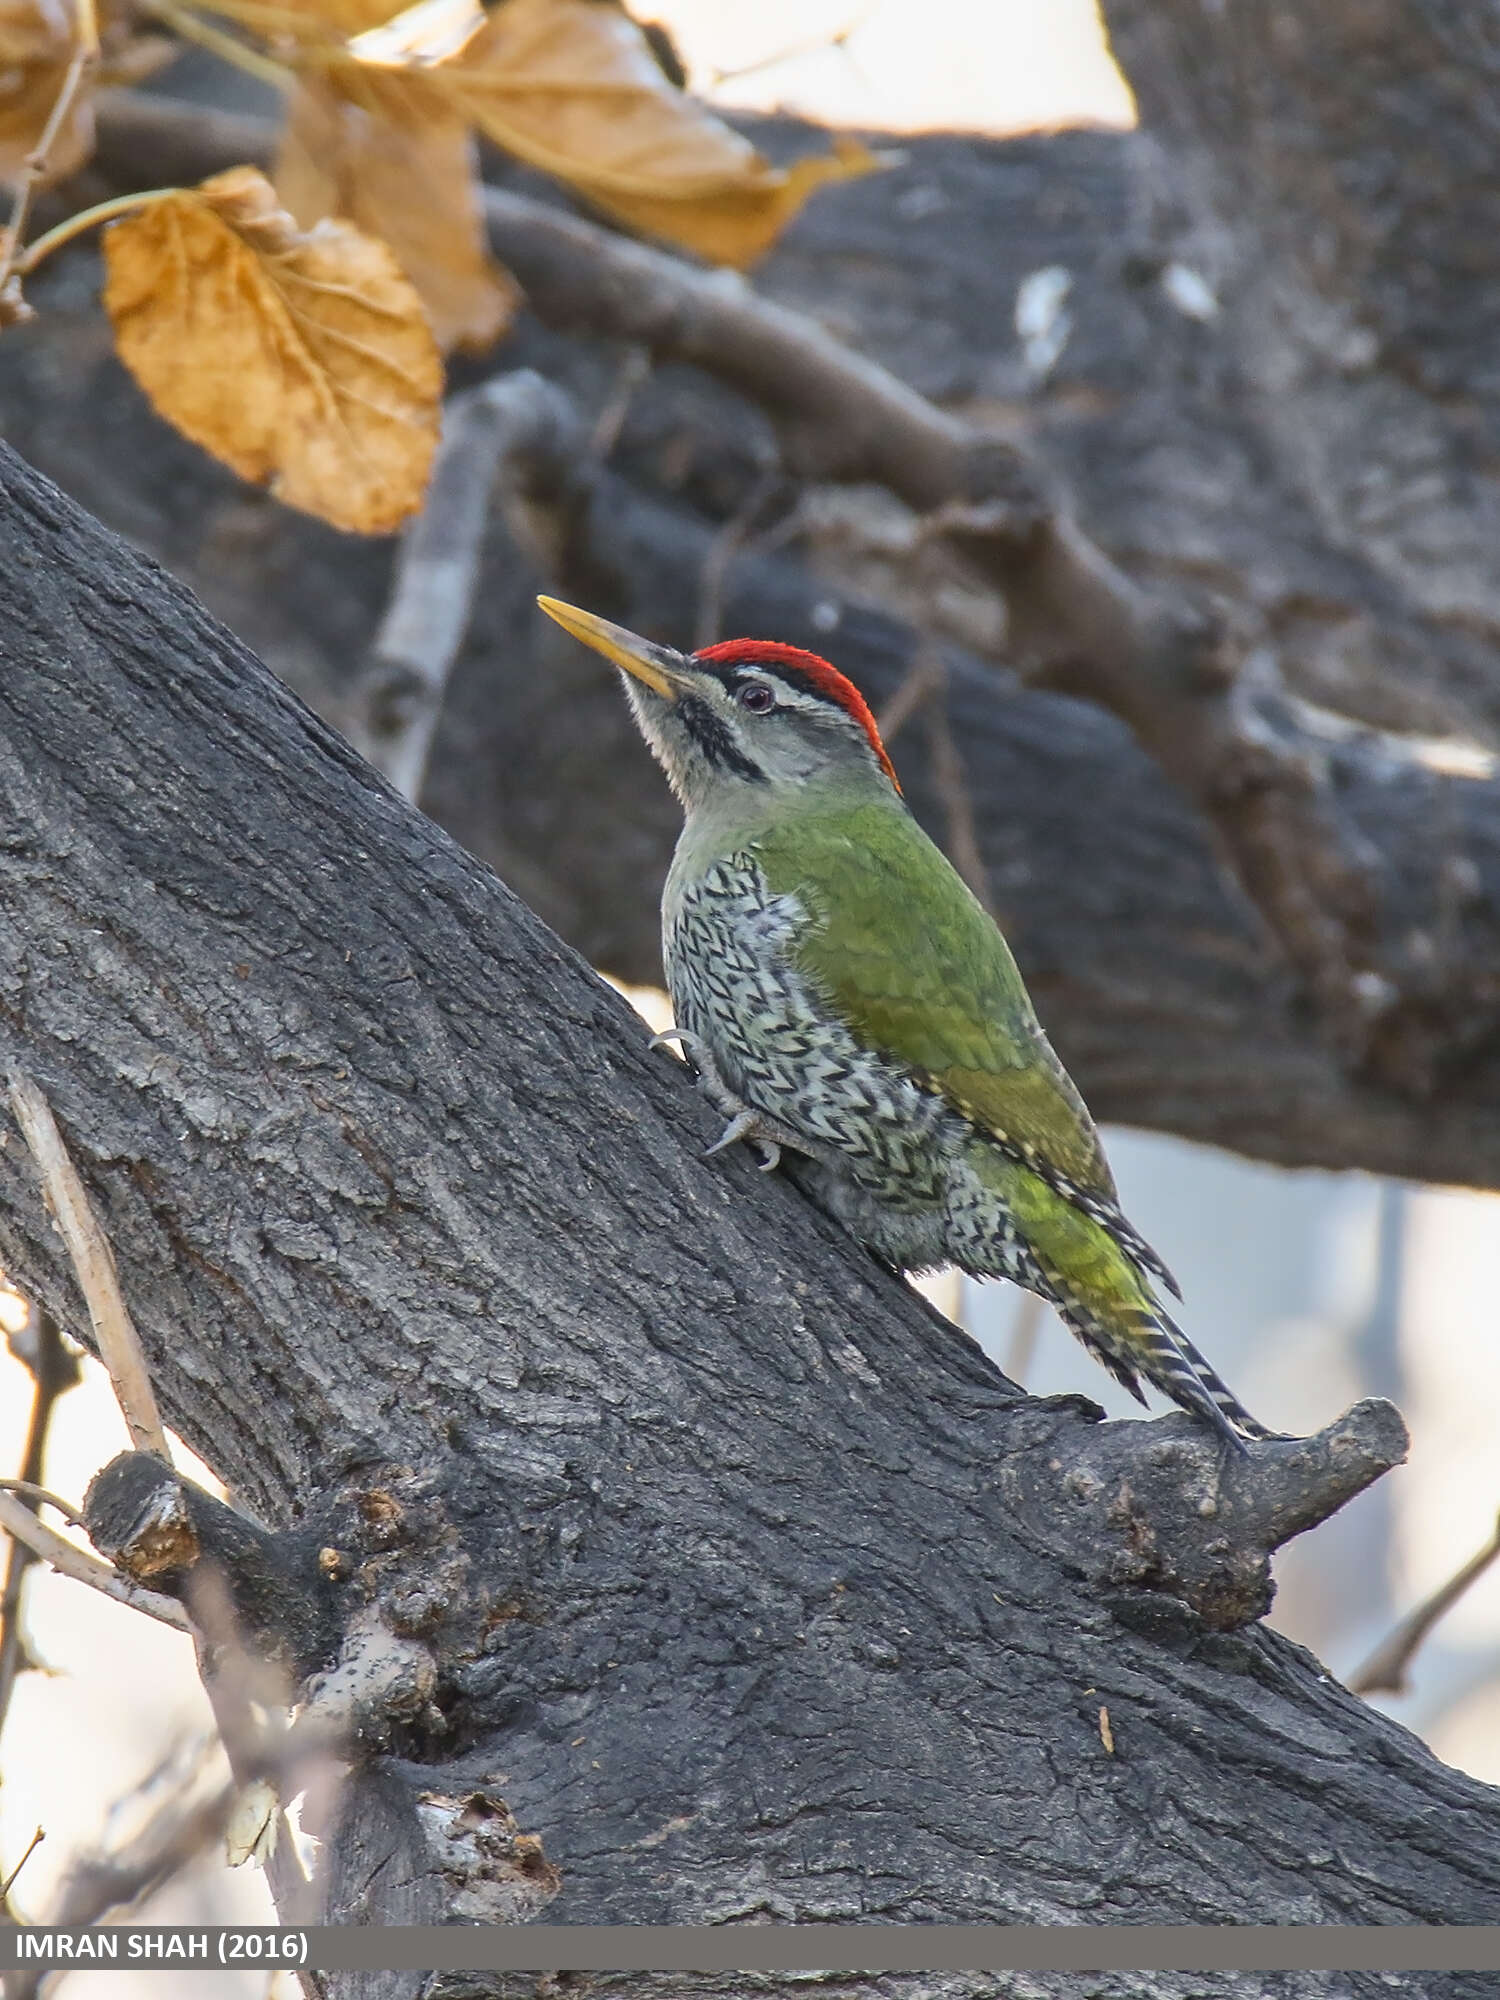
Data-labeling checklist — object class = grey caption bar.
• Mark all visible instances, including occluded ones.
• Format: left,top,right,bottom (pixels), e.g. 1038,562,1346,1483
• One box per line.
5,1927,1500,1973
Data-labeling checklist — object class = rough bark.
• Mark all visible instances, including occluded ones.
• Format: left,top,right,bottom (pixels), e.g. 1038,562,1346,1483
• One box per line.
6,80,1500,1189
0,452,1495,1997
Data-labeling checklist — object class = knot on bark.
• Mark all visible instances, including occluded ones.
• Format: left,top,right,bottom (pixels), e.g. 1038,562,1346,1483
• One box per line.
415,1786,562,1922
999,1395,1408,1631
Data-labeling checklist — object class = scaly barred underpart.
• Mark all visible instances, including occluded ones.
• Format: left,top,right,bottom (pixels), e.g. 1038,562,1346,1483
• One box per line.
668,849,1274,1445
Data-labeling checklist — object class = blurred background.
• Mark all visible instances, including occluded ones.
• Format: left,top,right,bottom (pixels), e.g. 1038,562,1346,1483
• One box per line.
4,0,1500,1984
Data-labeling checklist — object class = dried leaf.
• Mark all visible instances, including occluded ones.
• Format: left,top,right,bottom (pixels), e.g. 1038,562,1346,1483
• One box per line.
276,67,518,353
102,166,442,534
441,0,879,268
347,0,483,69
0,0,92,184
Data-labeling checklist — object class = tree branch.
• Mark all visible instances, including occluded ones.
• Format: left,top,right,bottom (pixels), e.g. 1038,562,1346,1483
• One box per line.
0,441,1491,1982
0,1312,78,1764
345,370,584,804
1350,1510,1500,1699
7,1072,169,1459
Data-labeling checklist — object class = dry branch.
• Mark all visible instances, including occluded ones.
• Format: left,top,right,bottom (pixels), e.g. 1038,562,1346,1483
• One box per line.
0,1477,86,1529
0,2,98,310
877,649,995,914
0,1486,189,1631
3,1081,326,1949
84,1452,342,1680
347,368,583,802
0,1826,44,1905
0,1311,77,1761
7,1072,170,1460
5,1712,337,2000
1351,1511,1500,1698
694,460,780,650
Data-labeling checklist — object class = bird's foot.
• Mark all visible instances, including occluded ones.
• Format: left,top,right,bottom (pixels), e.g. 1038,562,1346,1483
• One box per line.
703,1105,791,1172
650,1027,731,1107
649,1029,792,1171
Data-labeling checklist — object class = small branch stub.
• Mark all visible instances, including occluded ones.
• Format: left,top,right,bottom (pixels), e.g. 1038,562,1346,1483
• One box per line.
0,1484,189,1632
84,1453,342,1680
1001,1395,1409,1631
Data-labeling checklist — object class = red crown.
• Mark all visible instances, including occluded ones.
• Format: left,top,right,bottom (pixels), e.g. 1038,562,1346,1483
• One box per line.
696,639,900,790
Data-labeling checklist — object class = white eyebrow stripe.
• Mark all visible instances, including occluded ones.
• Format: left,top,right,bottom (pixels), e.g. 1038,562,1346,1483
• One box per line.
762,679,829,711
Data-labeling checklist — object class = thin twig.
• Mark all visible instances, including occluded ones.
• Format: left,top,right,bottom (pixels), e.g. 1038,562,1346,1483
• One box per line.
695,464,781,652
746,494,809,562
874,649,995,911
0,1487,189,1633
1349,1509,1500,1697
588,343,650,461
7,1071,171,1460
876,649,943,746
1,1825,45,1902
3,1714,329,2000
5,1078,321,1973
0,64,84,293
708,9,874,88
0,1478,87,1531
3,1661,334,1997
0,1311,78,1773
184,1566,317,1937
351,370,582,803
0,0,100,298
139,0,292,88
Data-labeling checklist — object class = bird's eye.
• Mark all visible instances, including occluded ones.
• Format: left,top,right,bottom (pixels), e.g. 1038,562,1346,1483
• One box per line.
736,680,777,714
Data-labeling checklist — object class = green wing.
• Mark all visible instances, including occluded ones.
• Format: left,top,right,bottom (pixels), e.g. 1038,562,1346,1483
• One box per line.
753,798,1114,1200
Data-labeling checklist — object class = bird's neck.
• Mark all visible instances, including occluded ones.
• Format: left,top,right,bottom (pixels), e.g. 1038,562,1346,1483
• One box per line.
669,771,901,900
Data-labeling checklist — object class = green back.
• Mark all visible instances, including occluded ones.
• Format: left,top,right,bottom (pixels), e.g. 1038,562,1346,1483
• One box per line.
752,795,1115,1198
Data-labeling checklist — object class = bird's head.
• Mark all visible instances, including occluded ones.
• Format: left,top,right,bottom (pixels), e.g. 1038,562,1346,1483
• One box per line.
537,597,901,812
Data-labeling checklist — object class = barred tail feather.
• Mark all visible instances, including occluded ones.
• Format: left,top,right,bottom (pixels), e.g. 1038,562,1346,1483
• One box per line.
980,1151,1281,1446
989,1137,1183,1301
1151,1306,1286,1442
1052,1293,1280,1451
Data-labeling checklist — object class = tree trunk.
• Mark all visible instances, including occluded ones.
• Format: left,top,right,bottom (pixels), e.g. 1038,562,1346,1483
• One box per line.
0,448,1496,1997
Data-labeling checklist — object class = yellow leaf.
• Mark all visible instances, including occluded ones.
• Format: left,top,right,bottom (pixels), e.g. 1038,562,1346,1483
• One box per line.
576,136,880,271
102,166,442,534
440,0,880,268
275,67,518,353
0,0,92,184
347,0,483,69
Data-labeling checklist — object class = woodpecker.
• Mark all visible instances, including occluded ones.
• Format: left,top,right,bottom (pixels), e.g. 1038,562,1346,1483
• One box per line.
538,596,1280,1449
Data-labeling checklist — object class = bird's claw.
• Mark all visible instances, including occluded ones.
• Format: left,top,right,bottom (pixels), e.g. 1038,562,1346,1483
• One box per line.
703,1109,782,1173
650,1026,711,1064
653,1023,789,1171
648,1029,674,1053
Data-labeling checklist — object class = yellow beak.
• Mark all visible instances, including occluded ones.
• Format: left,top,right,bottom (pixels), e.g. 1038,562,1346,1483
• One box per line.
536,596,684,700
